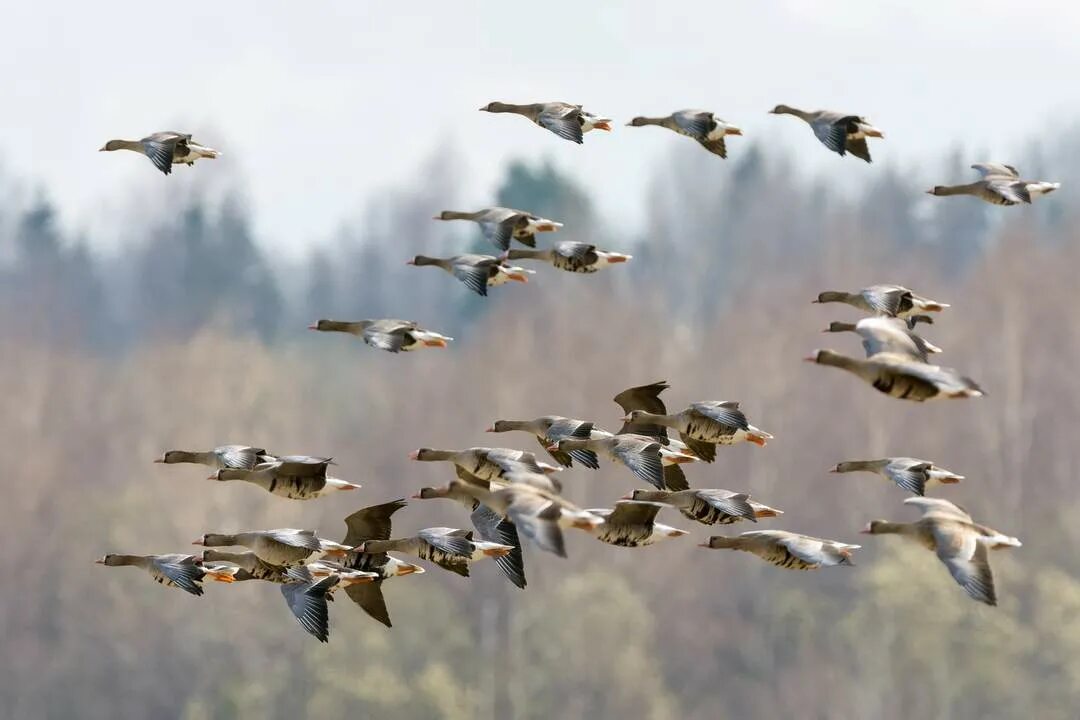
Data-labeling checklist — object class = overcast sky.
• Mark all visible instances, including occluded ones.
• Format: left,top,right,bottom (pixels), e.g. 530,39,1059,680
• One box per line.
2,1,1076,257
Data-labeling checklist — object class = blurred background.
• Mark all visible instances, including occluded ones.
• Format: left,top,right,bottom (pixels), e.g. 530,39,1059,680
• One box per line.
3,2,1080,719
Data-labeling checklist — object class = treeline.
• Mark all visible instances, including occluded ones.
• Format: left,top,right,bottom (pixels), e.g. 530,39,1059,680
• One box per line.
3,135,1080,719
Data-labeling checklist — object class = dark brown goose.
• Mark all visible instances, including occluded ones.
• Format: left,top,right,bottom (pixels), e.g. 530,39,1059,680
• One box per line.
585,500,688,547
210,456,360,500
479,101,608,144
830,458,963,496
813,284,949,319
622,401,772,462
927,163,1060,206
192,528,350,567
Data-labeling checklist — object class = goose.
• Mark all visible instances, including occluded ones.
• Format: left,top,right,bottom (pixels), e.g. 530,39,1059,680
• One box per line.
486,417,600,468
433,207,563,250
479,101,608,144
192,528,348,567
861,497,1021,605
928,163,1060,205
200,550,289,583
612,381,700,490
507,242,632,273
626,110,742,157
621,402,772,462
406,254,531,296
824,317,942,363
154,445,273,470
279,566,339,642
335,499,427,627
813,285,949,319
831,458,963,496
95,553,236,596
585,500,689,547
551,434,666,490
209,456,361,500
99,131,220,175
409,447,562,482
627,489,783,525
308,319,452,352
701,531,859,569
804,349,984,401
412,484,527,589
449,478,603,558
768,105,882,162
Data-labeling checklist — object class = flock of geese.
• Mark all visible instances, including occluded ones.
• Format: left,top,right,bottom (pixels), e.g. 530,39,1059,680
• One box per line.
97,99,1048,641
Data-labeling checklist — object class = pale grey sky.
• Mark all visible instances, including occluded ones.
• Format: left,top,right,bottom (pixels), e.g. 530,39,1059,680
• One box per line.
2,1,1076,257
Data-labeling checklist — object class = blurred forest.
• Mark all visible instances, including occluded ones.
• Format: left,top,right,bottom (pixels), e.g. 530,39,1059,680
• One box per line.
3,131,1080,720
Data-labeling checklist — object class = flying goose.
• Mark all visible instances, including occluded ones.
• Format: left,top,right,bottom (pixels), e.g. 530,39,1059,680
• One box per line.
612,381,700,490
406,254,532,296
628,489,783,525
99,131,220,175
701,531,859,569
621,402,772,462
813,285,949,319
507,242,632,273
308,319,452,352
192,529,349,567
448,478,603,558
861,497,1021,605
95,553,236,596
804,350,984,401
830,458,963,496
413,484,528,589
824,317,942,363
626,110,742,157
479,101,609,144
199,550,289,583
487,417,600,469
410,447,562,482
768,105,882,162
928,163,1060,205
209,456,360,500
434,207,564,250
154,445,273,470
334,500,428,627
585,500,689,547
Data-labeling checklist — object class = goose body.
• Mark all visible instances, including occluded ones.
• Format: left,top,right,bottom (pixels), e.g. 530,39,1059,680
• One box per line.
155,445,272,470
95,553,235,596
487,416,600,468
308,318,452,352
831,458,963,496
862,497,1021,605
507,242,632,274
554,433,665,489
630,488,783,526
193,528,341,567
585,501,688,547
814,285,949,319
407,254,530,296
434,207,563,250
702,531,859,569
806,350,984,401
928,163,1060,205
824,317,942,363
410,447,561,482
480,101,604,144
210,456,360,500
99,131,220,175
627,110,742,157
622,401,772,462
769,105,882,162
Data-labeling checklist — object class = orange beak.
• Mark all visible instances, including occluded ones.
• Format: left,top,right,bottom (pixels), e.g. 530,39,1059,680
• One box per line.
593,121,612,131
509,273,529,283
423,338,448,348
408,450,420,460
727,127,743,136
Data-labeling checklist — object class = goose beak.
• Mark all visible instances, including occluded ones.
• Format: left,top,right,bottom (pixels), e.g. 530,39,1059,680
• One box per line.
509,273,529,283
620,414,632,422
802,355,818,363
924,189,935,195
405,259,416,265
620,492,633,500
98,145,108,151
408,450,420,460
94,558,105,564
593,121,612,131
153,458,164,463
727,127,743,136
206,474,217,481
192,538,205,546
484,425,496,432
307,323,319,330
859,524,873,534
698,542,712,548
